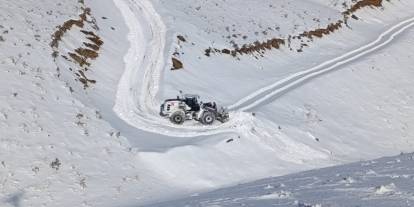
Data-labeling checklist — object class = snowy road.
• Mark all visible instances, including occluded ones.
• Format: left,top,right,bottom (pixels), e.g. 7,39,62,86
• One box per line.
113,0,245,138
229,16,414,111
113,0,414,138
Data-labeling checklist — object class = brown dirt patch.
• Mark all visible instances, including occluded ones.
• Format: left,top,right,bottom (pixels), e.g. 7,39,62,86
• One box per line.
343,0,384,16
75,48,99,59
83,42,100,51
171,58,183,70
69,52,90,67
50,1,104,89
300,21,343,39
50,8,91,49
77,70,96,89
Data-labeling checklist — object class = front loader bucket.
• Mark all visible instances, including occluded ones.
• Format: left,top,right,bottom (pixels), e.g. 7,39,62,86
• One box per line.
217,107,229,123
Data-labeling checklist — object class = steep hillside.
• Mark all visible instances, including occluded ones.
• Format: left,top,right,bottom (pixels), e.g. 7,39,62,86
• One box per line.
0,1,172,206
1,0,414,207
156,0,414,104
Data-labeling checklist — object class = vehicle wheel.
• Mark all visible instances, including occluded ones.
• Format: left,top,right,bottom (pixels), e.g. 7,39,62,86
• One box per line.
170,111,185,125
201,111,215,125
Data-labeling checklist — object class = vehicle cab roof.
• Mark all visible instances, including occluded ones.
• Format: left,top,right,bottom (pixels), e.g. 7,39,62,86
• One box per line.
183,94,200,99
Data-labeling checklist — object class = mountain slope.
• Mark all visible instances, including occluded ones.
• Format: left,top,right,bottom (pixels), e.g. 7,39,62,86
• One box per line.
151,152,414,207
1,0,414,206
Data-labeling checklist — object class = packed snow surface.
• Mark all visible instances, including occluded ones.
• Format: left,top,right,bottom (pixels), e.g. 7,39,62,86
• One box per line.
1,0,414,206
150,152,414,207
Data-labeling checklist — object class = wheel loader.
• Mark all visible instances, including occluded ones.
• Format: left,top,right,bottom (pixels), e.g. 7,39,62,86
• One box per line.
159,94,229,125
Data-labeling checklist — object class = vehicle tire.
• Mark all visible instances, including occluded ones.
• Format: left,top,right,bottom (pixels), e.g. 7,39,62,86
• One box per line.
201,111,215,125
170,111,185,125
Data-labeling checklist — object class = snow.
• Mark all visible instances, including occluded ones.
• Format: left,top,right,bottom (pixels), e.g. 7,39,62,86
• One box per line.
229,16,414,111
1,0,414,206
150,153,414,207
155,0,414,105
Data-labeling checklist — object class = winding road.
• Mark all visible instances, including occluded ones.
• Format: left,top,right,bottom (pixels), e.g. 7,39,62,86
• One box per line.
113,0,414,138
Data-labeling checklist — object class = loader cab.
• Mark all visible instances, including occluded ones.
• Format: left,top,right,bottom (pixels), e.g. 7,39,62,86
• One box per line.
183,94,200,112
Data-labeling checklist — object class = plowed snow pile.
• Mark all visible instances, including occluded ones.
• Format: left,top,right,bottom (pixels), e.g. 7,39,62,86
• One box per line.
1,0,414,206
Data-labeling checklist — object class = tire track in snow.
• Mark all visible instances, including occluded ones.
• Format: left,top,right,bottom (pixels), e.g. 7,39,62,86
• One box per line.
228,17,414,112
113,0,414,139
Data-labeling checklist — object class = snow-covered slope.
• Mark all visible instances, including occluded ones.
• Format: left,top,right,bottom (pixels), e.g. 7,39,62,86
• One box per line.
0,1,174,206
1,0,414,206
155,0,414,105
151,152,414,207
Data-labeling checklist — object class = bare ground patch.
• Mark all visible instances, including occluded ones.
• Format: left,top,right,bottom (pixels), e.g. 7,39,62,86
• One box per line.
50,2,103,89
